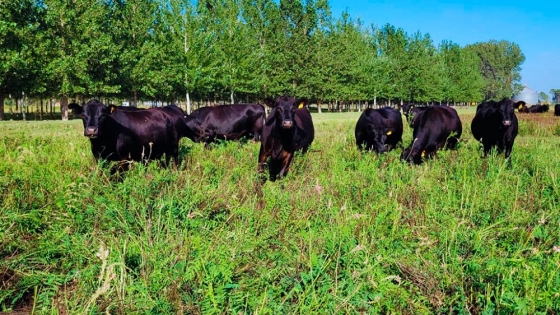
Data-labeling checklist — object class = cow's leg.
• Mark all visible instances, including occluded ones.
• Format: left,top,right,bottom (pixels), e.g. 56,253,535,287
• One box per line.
277,151,293,179
257,145,269,174
482,142,492,157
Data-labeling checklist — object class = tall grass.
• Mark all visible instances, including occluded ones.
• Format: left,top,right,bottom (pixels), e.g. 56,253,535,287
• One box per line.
1,111,559,314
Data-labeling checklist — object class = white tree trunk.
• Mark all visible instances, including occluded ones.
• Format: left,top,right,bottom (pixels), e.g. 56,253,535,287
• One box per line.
186,92,191,115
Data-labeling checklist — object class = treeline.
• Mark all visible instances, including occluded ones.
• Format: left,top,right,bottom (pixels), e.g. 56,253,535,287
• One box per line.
1,0,526,120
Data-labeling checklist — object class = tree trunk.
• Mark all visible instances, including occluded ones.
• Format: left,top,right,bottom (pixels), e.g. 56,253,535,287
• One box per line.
21,95,26,121
186,92,191,115
40,98,43,120
0,93,4,120
317,100,322,113
61,95,69,121
230,90,234,104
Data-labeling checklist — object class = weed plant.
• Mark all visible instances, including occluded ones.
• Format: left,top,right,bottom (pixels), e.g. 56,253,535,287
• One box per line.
1,112,559,314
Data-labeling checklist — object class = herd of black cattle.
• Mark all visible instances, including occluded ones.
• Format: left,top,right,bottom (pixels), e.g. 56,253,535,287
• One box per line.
69,97,560,181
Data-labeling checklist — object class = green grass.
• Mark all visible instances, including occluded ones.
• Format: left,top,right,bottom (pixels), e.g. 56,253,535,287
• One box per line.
1,111,559,314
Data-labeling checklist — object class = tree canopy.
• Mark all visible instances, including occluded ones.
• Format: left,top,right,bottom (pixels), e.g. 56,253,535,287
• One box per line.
0,0,528,119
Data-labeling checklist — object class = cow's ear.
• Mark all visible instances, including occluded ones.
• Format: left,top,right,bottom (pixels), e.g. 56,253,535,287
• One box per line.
296,99,308,109
263,98,276,108
68,103,83,115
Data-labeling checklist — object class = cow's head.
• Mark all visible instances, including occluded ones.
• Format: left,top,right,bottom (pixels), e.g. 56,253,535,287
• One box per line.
69,100,110,139
264,96,307,129
367,126,394,153
499,98,523,126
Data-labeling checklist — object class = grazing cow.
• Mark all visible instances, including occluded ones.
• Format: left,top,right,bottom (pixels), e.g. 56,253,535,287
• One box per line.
185,104,265,145
527,104,550,113
257,96,314,181
401,103,428,127
555,104,560,116
400,106,462,164
355,107,403,153
69,100,179,171
471,98,524,160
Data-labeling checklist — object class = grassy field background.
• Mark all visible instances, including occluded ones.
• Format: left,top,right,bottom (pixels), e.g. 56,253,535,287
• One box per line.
1,109,559,314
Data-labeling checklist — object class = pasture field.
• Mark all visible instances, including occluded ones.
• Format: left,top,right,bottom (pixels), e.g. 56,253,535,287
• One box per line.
1,110,559,314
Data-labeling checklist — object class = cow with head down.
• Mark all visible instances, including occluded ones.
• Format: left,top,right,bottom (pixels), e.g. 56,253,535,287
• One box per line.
355,107,403,153
185,104,265,145
257,96,314,181
471,98,524,161
69,100,180,171
400,106,462,164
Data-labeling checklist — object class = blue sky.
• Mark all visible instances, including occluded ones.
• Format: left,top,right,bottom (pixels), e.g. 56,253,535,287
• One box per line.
329,0,560,99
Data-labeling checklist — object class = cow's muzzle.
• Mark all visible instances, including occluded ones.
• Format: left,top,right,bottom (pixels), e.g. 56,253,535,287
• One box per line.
502,120,512,126
282,120,293,129
84,127,98,138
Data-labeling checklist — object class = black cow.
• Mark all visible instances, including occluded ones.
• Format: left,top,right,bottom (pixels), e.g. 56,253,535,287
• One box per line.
257,96,314,181
107,104,196,141
471,98,524,160
400,106,462,164
355,107,403,153
185,104,265,144
401,103,428,127
555,104,560,116
517,103,529,113
527,104,549,113
69,100,179,171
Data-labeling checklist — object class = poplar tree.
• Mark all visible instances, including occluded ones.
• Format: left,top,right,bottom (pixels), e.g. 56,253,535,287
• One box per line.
40,0,119,119
466,40,525,100
0,0,42,120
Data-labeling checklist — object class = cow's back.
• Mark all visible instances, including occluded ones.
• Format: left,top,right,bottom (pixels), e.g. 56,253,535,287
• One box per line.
189,104,265,142
293,108,314,152
413,106,462,141
109,110,176,161
555,104,560,116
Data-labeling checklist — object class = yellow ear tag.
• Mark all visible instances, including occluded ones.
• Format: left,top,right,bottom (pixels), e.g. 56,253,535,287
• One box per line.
386,130,392,135
298,102,304,109
518,105,523,109
111,106,115,113
421,150,426,157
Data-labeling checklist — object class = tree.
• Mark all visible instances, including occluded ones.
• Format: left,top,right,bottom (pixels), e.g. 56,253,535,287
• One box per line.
538,91,550,104
108,0,159,105
39,0,120,119
439,40,484,103
374,24,409,103
466,40,525,100
0,0,42,120
551,89,560,103
403,31,444,103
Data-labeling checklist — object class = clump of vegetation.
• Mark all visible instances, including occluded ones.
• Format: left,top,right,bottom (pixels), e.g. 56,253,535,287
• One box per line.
1,112,559,314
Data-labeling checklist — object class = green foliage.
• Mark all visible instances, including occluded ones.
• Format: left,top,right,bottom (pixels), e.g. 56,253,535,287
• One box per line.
466,40,525,100
1,111,559,314
550,89,560,103
538,91,550,104
1,0,529,118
